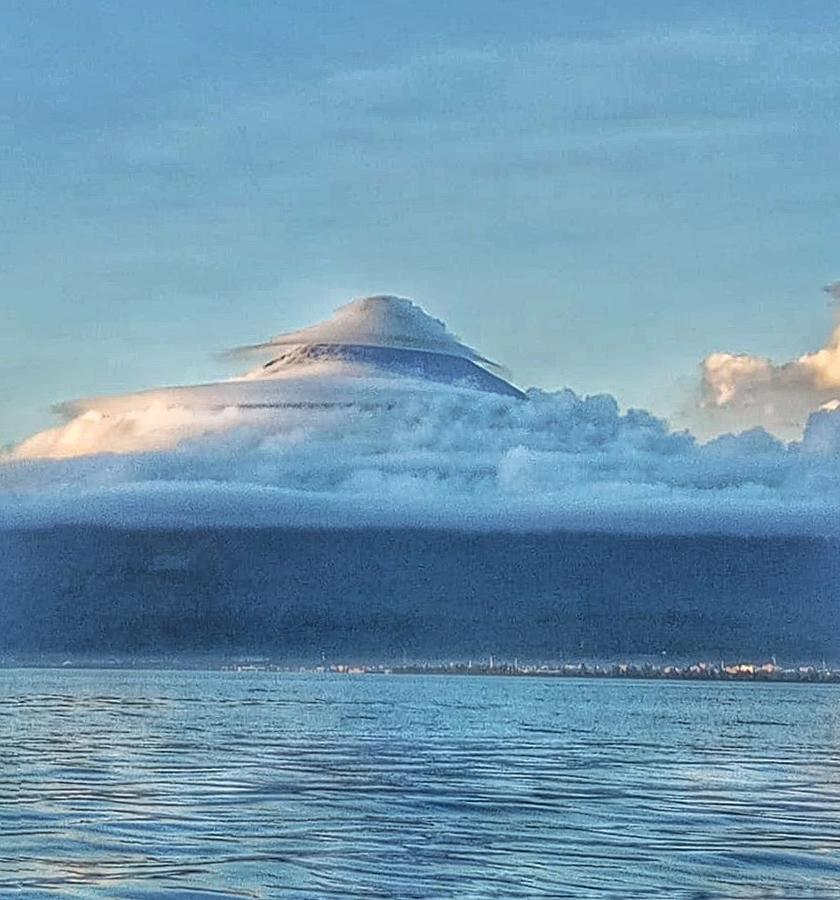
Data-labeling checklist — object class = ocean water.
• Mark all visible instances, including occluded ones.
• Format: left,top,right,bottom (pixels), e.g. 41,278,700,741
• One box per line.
3,671,840,899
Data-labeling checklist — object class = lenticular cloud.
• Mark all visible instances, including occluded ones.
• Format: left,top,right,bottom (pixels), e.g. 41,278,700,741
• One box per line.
15,295,522,460
3,295,840,536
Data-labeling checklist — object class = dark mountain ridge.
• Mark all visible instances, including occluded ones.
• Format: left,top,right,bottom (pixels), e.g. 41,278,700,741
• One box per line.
3,525,837,664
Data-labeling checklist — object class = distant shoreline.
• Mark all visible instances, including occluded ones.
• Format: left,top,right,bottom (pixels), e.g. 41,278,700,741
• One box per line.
5,659,840,684
249,661,840,684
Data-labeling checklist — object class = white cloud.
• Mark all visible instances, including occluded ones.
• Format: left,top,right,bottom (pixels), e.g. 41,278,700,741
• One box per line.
3,384,840,537
699,319,840,438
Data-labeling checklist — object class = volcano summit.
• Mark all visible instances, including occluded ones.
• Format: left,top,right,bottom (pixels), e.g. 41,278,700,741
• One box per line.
14,295,524,460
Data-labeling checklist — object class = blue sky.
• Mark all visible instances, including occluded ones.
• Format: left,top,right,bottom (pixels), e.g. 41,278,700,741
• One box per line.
3,0,839,445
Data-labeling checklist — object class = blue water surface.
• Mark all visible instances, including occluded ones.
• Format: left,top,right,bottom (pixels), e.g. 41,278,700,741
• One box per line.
3,670,840,898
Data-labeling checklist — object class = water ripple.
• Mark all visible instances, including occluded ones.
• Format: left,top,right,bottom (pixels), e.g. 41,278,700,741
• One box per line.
3,672,840,897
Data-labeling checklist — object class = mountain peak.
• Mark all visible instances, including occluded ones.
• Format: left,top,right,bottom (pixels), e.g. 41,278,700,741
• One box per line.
234,294,498,369
229,295,522,397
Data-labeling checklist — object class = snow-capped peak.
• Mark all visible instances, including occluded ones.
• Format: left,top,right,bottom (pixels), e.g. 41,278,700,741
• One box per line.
232,294,500,369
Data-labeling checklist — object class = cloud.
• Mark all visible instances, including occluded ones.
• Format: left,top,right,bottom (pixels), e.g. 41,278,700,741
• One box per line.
5,294,840,539
228,294,503,371
3,384,840,538
698,318,840,439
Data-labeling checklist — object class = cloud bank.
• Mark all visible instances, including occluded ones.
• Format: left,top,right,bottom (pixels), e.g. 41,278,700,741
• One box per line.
4,385,840,537
4,295,840,537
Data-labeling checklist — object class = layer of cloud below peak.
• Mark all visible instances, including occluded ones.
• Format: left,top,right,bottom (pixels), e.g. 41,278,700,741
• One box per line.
3,385,840,537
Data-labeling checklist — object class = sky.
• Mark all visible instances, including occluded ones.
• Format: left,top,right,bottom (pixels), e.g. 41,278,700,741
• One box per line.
3,0,840,446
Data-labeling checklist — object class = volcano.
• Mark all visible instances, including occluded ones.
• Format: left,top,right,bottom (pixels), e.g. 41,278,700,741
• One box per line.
16,296,523,460
3,295,840,664
230,293,523,398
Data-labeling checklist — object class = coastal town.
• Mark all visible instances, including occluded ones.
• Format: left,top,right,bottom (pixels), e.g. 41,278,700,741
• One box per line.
226,658,840,683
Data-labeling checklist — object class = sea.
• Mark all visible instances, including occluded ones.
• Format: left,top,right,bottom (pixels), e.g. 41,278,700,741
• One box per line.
4,669,840,899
